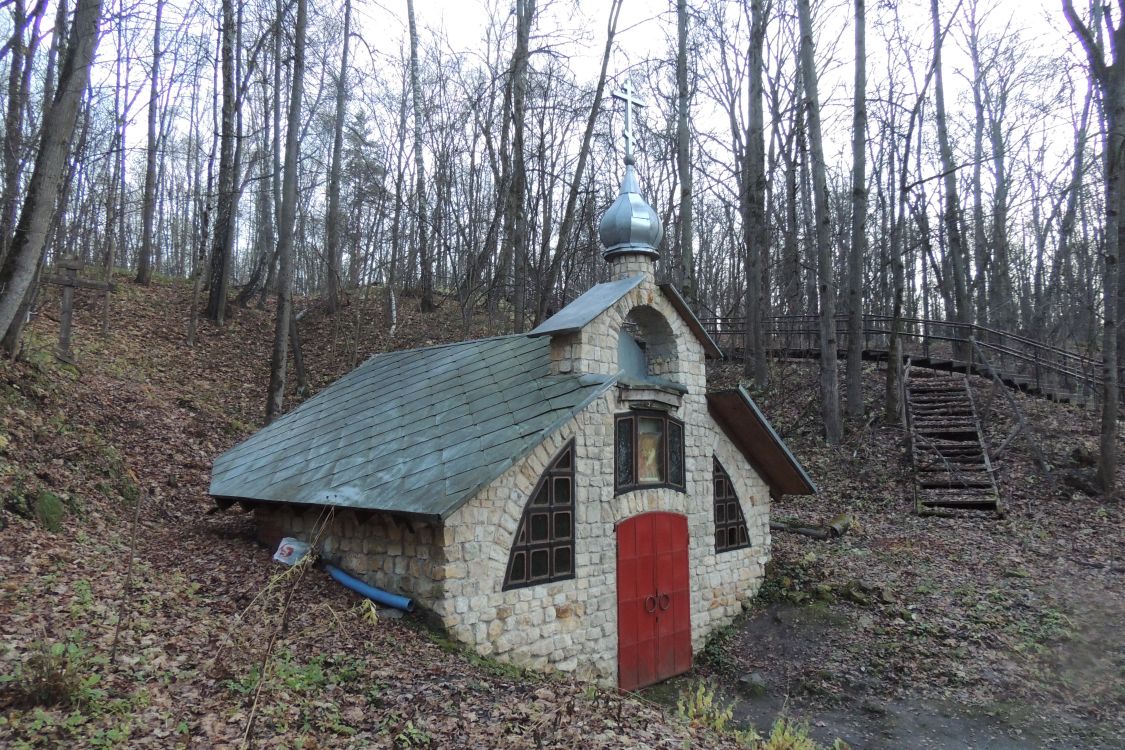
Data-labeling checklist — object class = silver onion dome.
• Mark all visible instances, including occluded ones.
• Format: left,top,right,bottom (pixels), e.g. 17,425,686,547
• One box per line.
599,164,663,261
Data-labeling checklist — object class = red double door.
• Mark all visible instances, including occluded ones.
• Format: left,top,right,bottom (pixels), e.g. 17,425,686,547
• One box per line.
616,512,692,691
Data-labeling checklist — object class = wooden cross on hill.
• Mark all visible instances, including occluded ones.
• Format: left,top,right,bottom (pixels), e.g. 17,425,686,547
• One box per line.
43,257,115,363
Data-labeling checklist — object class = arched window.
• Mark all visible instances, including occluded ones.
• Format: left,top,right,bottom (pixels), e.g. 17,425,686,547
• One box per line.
503,441,576,590
713,457,750,552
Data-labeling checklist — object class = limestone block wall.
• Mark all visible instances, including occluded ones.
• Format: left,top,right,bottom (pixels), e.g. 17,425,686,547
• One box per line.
436,381,770,686
439,271,770,685
607,255,656,283
253,505,448,605
548,273,705,386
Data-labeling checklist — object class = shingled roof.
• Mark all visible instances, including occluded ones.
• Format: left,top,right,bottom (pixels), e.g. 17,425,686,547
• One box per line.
210,335,613,521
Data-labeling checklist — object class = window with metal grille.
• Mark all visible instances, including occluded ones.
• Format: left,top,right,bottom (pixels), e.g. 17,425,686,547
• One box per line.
614,412,685,494
713,457,750,552
503,441,576,590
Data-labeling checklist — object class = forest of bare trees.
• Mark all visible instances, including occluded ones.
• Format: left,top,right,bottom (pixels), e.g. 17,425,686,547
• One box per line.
0,0,1118,485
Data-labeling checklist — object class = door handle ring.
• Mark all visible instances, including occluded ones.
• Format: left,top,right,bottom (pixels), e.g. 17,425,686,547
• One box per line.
658,593,671,611
644,595,657,613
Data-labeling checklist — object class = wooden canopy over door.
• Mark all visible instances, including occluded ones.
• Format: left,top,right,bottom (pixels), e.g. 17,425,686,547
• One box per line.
616,512,692,691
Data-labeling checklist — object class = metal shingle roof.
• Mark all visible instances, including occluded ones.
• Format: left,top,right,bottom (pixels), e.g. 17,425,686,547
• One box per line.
210,335,613,520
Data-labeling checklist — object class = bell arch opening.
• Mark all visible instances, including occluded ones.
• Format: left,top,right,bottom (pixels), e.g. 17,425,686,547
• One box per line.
617,305,680,382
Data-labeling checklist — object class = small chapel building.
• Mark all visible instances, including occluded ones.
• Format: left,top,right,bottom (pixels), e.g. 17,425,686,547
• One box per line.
210,89,815,690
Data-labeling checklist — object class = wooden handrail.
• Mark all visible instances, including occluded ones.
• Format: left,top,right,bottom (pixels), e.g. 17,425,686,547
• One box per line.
701,313,1106,399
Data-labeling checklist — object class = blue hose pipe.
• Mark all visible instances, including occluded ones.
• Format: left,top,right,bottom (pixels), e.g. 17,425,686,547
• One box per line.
325,564,416,613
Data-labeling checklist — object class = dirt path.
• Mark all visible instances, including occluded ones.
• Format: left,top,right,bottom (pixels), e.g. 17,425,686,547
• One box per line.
647,598,1120,748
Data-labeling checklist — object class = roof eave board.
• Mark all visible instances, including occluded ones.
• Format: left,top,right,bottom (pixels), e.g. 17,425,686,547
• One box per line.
657,283,724,359
707,386,817,496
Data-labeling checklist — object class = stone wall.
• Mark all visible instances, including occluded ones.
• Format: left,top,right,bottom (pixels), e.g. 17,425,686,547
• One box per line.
607,255,656,283
437,271,771,686
254,505,448,606
433,387,769,686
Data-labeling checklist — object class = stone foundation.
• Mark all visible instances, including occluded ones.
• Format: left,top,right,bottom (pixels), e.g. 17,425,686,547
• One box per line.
254,506,448,607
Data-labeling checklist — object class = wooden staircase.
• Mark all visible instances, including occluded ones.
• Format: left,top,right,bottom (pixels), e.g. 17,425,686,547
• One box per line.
904,365,1001,514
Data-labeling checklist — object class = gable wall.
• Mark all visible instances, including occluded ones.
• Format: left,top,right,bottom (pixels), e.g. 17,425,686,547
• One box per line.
438,278,771,685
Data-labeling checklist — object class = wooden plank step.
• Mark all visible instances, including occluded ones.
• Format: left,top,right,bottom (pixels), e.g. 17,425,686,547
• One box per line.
917,463,989,473
909,395,972,402
913,441,983,451
915,460,987,468
919,478,995,489
917,475,994,485
911,407,972,415
910,404,973,412
909,401,972,409
916,429,978,440
915,456,986,465
918,498,998,510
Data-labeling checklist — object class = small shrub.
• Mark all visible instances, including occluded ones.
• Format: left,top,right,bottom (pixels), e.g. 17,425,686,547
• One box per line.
676,681,759,745
394,719,431,747
675,681,849,750
760,718,849,750
7,641,98,709
33,490,65,531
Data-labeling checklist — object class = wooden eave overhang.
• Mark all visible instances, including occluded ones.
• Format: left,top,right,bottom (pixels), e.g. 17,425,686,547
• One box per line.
707,386,817,496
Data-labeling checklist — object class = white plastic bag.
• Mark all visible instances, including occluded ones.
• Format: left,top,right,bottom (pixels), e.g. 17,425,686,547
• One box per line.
273,537,310,566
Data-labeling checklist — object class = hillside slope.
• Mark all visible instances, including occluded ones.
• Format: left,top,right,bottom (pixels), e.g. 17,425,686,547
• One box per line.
2,277,1122,748
0,278,750,749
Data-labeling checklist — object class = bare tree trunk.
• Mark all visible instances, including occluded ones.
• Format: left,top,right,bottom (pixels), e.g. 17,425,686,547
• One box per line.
930,0,970,355
846,0,866,419
259,0,284,309
0,0,102,347
988,120,1012,327
207,0,237,324
1064,0,1121,494
796,0,840,445
968,0,988,326
676,0,695,304
406,0,434,312
135,0,164,285
324,0,351,313
265,0,306,423
0,0,32,268
743,0,768,387
503,0,534,331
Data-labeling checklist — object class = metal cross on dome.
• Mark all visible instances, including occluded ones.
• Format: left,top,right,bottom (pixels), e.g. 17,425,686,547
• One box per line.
612,80,646,165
